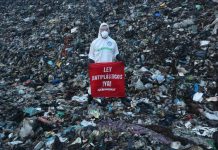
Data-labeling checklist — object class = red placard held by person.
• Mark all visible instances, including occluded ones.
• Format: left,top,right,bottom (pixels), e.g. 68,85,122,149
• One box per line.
89,62,125,97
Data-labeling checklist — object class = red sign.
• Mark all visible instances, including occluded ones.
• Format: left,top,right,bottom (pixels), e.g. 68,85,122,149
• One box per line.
89,62,125,97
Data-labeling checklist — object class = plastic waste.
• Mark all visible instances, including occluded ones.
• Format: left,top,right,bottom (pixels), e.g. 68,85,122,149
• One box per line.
193,92,204,102
71,137,82,145
81,120,96,127
0,0,217,149
174,98,186,107
71,95,88,103
194,83,199,93
34,141,44,150
203,111,218,121
135,79,145,90
195,5,202,10
170,141,181,150
19,118,34,138
173,18,194,28
206,97,218,102
8,141,23,145
200,40,210,46
88,108,101,119
152,74,165,84
192,126,218,138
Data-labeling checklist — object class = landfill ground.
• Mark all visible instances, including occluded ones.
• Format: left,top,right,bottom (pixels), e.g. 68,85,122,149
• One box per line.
0,0,218,150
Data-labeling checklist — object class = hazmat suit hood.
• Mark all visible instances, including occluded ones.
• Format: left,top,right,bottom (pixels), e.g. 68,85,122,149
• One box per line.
98,22,110,38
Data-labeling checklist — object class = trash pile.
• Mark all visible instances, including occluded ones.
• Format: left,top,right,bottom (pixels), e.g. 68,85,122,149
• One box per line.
0,0,218,149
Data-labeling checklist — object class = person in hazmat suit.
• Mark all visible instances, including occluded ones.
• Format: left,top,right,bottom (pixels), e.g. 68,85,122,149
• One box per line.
88,22,131,106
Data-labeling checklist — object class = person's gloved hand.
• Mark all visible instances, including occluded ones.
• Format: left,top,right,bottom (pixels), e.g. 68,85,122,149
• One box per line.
88,59,95,64
116,54,125,66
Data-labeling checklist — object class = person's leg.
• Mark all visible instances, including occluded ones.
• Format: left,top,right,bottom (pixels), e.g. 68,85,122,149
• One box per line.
88,86,93,104
121,97,131,107
88,94,93,104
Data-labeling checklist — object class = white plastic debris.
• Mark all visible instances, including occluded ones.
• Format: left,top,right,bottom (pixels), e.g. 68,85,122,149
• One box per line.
203,111,218,121
0,63,6,67
71,137,82,145
193,92,204,102
19,118,34,139
205,17,218,35
45,137,55,148
8,141,23,145
71,94,88,103
135,79,145,90
138,119,143,124
177,65,188,75
144,83,153,89
206,96,218,102
199,80,206,87
185,121,192,128
59,136,68,143
18,89,25,95
152,73,165,84
173,18,194,28
123,111,135,117
156,75,165,84
79,53,88,57
192,126,218,137
88,109,100,119
200,40,210,46
95,98,102,104
71,27,78,33
34,141,44,150
139,67,149,72
23,16,35,22
178,72,184,76
170,141,181,150
158,92,168,98
8,133,13,139
81,120,96,127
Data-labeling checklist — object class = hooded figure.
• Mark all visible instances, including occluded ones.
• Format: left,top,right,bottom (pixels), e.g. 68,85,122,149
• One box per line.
88,23,120,63
88,23,130,106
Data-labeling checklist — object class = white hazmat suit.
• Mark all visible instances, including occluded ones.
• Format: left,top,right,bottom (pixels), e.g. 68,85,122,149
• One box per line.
88,23,119,63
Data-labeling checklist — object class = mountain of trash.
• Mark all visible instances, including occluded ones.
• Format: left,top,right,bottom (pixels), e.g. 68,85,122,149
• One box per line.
0,0,218,149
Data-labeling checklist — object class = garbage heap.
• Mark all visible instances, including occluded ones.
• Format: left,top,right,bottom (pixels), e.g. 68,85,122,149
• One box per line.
0,0,218,149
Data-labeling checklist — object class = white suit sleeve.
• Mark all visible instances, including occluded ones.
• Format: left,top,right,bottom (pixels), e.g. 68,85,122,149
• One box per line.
113,41,119,57
88,42,95,60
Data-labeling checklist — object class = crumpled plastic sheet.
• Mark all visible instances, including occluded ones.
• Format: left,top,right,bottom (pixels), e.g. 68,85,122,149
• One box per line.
173,128,215,149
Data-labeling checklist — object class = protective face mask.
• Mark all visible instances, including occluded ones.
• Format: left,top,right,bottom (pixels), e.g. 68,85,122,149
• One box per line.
101,31,109,39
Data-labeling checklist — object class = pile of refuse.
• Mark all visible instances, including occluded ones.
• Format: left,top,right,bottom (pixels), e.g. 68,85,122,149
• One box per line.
0,0,218,149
